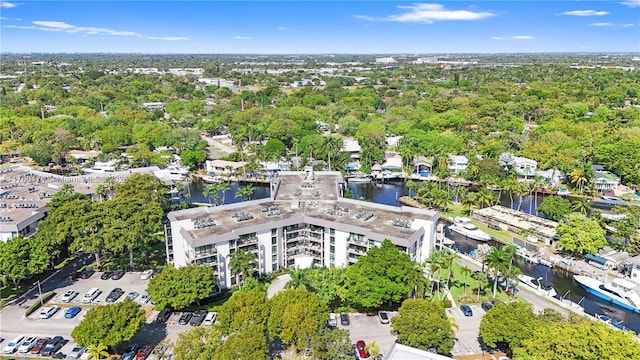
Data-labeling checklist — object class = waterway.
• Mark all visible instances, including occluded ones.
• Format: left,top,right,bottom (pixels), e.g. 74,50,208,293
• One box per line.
183,179,270,205
346,181,640,333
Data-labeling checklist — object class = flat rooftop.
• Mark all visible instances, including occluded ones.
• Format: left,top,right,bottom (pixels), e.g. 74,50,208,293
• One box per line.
169,171,439,247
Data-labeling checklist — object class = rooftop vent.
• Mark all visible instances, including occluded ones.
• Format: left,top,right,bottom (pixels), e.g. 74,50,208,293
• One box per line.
356,211,374,221
0,216,12,222
262,205,283,216
193,216,216,229
232,212,254,222
392,218,411,228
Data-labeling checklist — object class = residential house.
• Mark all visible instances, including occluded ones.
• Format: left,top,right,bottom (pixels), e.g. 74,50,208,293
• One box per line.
448,155,468,175
499,153,537,178
412,156,433,177
142,102,164,112
592,165,620,192
205,160,246,176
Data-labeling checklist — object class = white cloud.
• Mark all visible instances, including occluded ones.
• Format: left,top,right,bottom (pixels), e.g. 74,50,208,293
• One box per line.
234,35,253,40
591,22,614,26
355,3,495,24
490,36,504,40
0,16,21,20
559,10,609,16
4,20,188,41
512,35,534,39
621,0,640,7
0,2,17,8
277,26,294,31
148,36,189,41
622,23,634,27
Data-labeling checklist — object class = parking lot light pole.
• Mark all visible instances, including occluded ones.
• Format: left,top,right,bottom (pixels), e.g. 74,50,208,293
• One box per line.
34,280,43,305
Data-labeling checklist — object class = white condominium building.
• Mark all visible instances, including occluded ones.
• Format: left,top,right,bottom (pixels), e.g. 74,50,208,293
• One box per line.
166,169,441,289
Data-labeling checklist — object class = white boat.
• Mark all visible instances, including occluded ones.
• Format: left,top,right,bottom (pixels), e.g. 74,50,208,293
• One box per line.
595,313,633,332
537,256,553,267
202,175,223,183
165,165,190,181
517,274,558,297
559,291,584,312
347,174,372,183
574,275,640,314
449,217,492,242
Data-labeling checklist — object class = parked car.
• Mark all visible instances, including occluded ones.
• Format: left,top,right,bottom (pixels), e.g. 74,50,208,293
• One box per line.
30,337,51,355
100,271,113,280
328,313,337,328
178,312,193,325
17,336,38,353
111,269,125,280
106,287,124,303
203,312,218,326
68,345,86,359
377,311,390,324
481,302,494,311
122,343,140,360
61,289,79,303
155,308,173,323
460,304,473,317
140,269,155,280
127,291,140,301
78,269,95,279
340,312,350,326
65,306,82,319
40,305,61,319
356,340,370,358
134,343,153,360
189,310,207,326
41,336,64,357
82,287,102,303
138,293,151,305
3,335,24,354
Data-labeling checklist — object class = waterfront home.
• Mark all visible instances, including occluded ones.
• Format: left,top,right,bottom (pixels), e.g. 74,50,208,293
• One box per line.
342,140,361,162
412,156,433,177
448,155,468,175
499,152,538,178
534,168,565,186
205,160,246,176
591,165,620,192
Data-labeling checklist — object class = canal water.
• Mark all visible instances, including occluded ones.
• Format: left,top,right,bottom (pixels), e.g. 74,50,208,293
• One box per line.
347,181,640,333
184,179,270,205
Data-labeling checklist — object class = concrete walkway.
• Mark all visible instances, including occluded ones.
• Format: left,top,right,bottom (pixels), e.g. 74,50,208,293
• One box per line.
200,135,236,155
267,274,291,299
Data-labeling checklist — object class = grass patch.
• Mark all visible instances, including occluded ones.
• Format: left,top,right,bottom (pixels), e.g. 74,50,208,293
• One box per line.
436,263,513,305
25,291,56,316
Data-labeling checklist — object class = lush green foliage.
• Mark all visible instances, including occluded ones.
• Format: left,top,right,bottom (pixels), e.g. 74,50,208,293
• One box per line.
268,288,328,350
71,299,145,347
391,298,455,355
556,213,608,254
479,301,538,349
536,195,572,221
147,265,216,310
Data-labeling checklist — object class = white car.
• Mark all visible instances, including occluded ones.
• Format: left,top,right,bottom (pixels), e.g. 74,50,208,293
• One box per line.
68,345,86,359
140,269,154,280
61,289,79,303
138,293,151,305
3,335,25,354
17,336,38,353
40,305,61,319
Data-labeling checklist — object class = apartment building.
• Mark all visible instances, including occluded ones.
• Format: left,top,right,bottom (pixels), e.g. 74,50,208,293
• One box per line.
167,169,440,289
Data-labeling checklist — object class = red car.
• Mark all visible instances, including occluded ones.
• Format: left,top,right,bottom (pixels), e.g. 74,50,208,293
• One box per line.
30,337,51,355
356,340,370,358
134,344,153,360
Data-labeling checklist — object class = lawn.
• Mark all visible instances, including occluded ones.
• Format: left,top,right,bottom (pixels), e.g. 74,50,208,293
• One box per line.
434,262,513,305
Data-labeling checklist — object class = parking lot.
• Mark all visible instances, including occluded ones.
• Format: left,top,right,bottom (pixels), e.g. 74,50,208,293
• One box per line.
337,312,397,358
448,304,486,355
0,270,155,358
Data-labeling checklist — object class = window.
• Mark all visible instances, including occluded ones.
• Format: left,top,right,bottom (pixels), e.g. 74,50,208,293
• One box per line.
272,254,277,262
272,245,277,253
271,228,277,236
271,236,277,245
330,228,335,236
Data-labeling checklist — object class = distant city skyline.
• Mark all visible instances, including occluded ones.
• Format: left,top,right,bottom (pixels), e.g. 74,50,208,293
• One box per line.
1,1,638,54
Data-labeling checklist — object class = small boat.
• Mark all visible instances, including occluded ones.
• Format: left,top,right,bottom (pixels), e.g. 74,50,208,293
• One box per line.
559,291,584,312
522,252,540,264
347,174,372,183
448,217,492,242
537,256,553,268
595,313,633,332
202,175,223,183
574,275,640,314
602,195,622,202
517,274,558,297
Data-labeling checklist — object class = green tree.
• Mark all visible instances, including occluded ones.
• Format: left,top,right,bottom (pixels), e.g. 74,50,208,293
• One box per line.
0,237,47,289
268,287,328,351
147,265,215,309
340,239,415,310
556,213,607,254
228,249,257,287
180,149,206,169
514,320,640,360
71,299,145,348
479,301,539,351
86,343,109,360
571,196,592,215
114,173,170,212
286,269,310,290
391,298,454,355
214,328,267,360
483,246,510,298
310,327,353,360
536,195,572,221
173,326,221,360
262,138,286,161
235,184,255,201
216,287,269,335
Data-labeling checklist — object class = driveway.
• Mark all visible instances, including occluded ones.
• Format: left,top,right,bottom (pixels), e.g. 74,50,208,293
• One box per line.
267,274,291,299
339,312,396,357
449,304,486,355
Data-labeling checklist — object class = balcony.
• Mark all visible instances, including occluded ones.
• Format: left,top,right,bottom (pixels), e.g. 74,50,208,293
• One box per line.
186,250,217,263
348,246,367,255
236,237,258,247
347,236,367,246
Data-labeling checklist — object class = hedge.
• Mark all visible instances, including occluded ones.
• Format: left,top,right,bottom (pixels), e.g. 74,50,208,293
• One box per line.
25,291,56,316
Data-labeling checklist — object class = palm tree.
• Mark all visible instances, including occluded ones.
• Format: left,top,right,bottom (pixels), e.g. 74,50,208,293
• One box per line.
424,251,444,296
475,188,496,209
460,265,473,296
570,167,589,193
515,182,530,212
404,264,429,299
365,342,382,360
483,247,510,299
286,269,310,290
203,183,222,206
471,270,487,302
323,135,343,171
406,180,419,198
87,343,109,360
441,250,458,290
235,184,255,201
460,190,477,215
501,177,518,209
218,182,231,205
228,249,257,287
572,197,591,215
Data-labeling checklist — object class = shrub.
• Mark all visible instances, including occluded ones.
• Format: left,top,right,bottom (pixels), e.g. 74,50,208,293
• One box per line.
25,291,56,316
441,299,452,308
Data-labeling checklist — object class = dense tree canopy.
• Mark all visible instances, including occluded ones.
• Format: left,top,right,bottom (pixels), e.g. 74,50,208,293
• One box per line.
147,265,216,310
556,213,608,254
391,298,455,355
71,299,145,347
479,301,539,350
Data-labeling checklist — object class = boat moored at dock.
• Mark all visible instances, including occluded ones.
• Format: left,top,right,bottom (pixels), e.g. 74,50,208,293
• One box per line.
449,217,492,242
573,275,640,314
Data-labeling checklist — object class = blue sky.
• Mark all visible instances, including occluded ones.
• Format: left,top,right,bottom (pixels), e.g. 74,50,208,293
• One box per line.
1,1,638,53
